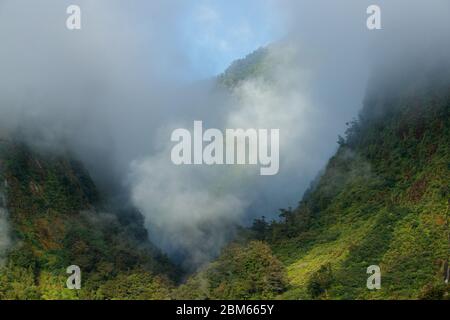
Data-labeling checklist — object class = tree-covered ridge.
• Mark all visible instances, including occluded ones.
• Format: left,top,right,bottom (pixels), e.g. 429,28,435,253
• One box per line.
173,47,450,300
0,141,176,299
247,80,450,299
0,46,449,300
218,47,270,88
177,83,449,299
174,241,287,300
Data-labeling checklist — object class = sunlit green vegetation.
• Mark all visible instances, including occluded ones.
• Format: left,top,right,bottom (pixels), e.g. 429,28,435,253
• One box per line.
0,50,448,300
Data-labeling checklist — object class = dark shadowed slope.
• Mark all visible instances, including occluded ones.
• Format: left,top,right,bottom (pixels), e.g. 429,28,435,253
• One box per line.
0,140,177,299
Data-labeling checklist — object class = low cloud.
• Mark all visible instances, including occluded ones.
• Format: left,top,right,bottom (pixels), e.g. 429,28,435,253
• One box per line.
128,42,358,267
0,1,448,269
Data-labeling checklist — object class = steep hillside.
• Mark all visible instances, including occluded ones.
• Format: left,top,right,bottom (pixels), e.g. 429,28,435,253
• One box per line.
267,83,450,299
218,47,269,87
1,47,448,300
177,51,450,300
0,140,176,299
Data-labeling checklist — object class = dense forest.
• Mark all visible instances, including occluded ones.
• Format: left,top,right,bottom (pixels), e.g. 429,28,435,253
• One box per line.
177,51,450,300
0,48,449,299
0,142,178,299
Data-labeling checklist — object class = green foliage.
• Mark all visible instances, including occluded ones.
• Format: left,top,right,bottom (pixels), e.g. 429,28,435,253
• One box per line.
418,282,450,300
283,86,448,299
307,264,334,299
94,270,172,300
244,75,450,300
0,141,177,299
218,47,270,88
0,264,40,300
175,241,287,300
1,49,449,300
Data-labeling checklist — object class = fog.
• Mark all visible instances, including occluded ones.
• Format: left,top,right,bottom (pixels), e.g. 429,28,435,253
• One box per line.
0,193,11,266
0,0,448,268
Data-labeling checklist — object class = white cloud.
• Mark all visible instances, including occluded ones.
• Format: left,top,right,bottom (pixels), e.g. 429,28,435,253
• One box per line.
195,4,220,26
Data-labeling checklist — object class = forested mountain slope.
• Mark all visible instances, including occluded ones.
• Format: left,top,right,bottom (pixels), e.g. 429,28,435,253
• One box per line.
177,50,450,300
0,47,448,300
268,78,450,299
0,141,177,299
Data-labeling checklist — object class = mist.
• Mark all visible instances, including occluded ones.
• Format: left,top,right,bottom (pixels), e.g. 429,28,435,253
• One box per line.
0,1,449,269
0,193,11,266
